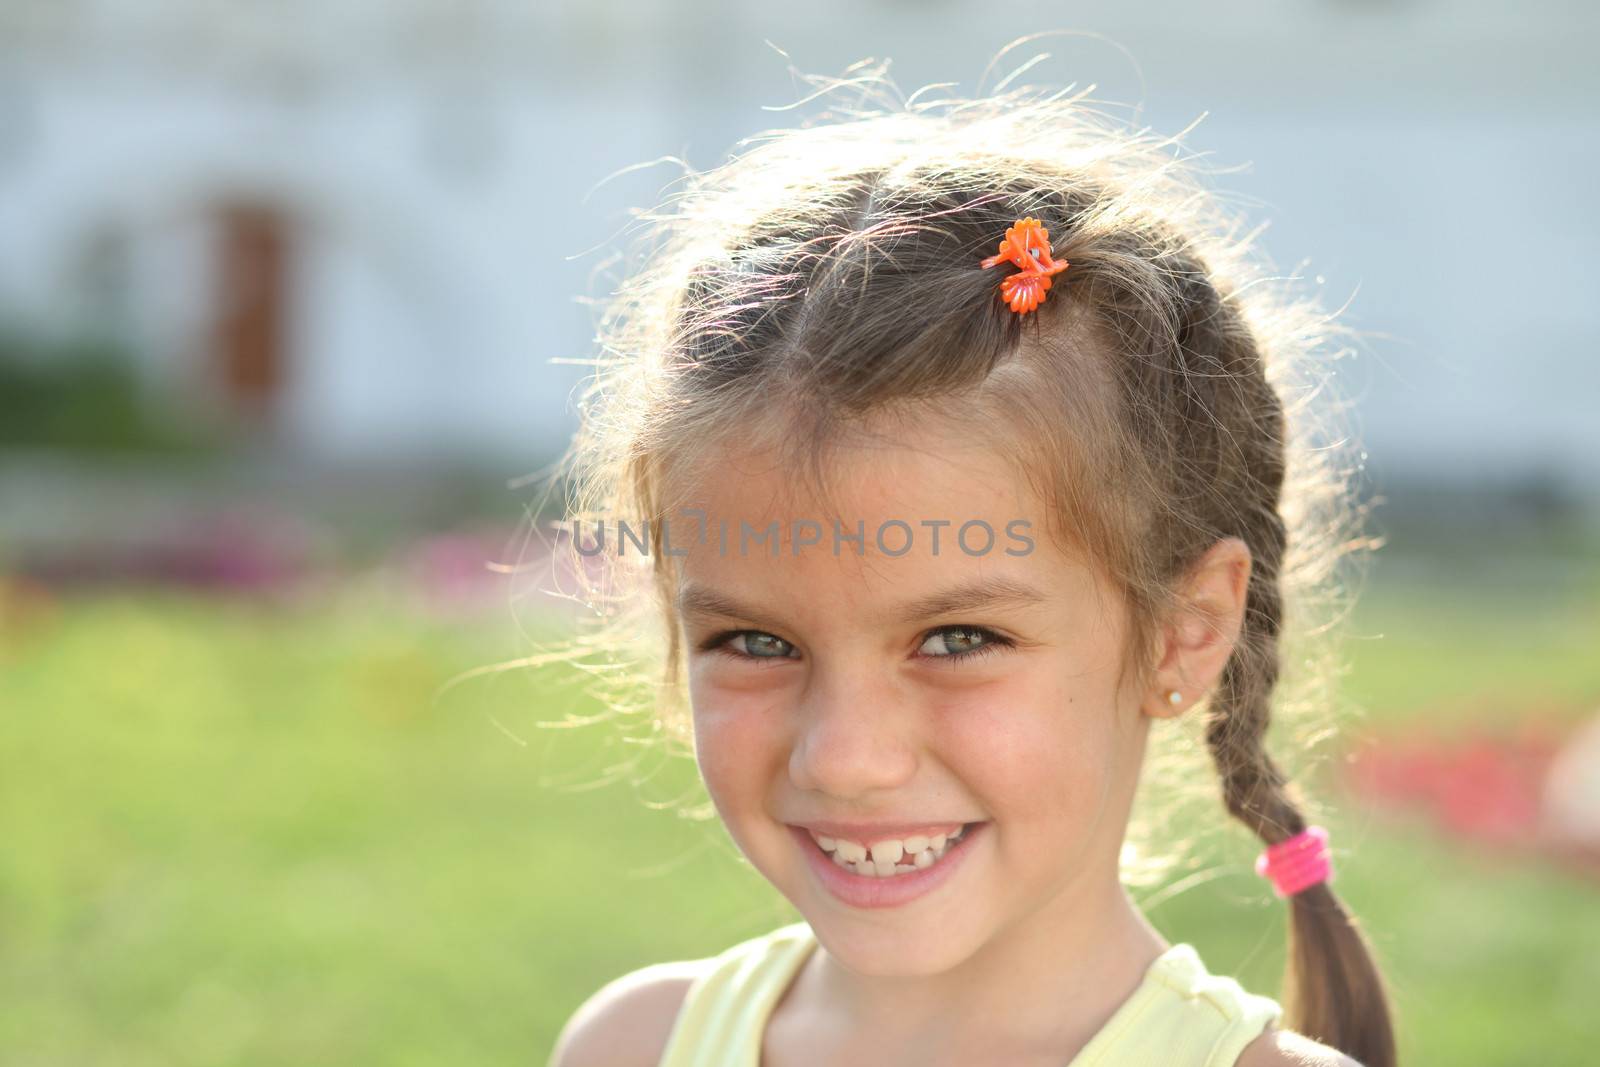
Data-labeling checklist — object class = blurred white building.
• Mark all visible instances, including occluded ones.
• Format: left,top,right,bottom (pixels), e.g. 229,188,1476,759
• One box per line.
0,0,1595,491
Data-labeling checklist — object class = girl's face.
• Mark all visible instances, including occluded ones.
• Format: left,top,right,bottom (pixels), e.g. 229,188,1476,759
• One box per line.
675,423,1153,976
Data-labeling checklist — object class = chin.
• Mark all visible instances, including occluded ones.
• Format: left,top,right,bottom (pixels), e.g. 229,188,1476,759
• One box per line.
805,910,986,977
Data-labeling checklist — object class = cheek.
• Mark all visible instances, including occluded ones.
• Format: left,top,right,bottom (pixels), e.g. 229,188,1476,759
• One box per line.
940,674,1118,829
688,670,790,812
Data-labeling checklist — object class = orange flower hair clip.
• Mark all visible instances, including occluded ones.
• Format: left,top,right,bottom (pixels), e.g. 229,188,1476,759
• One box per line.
979,216,1069,315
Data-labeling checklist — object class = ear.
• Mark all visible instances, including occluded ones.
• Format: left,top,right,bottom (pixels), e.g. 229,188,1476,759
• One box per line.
1143,537,1253,719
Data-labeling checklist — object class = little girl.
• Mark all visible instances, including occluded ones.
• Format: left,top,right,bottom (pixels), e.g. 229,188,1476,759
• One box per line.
545,75,1394,1067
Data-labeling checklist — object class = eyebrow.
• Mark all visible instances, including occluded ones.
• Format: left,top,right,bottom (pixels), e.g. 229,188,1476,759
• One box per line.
675,575,1048,629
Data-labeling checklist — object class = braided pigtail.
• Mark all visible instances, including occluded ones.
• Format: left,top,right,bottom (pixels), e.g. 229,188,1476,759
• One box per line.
1189,276,1397,1066
1207,539,1395,1066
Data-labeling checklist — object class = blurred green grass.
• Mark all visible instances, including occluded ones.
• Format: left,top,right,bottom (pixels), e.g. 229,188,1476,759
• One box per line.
2,559,1597,1066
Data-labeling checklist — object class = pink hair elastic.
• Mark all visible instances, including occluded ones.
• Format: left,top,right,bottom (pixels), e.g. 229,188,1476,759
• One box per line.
1255,825,1333,897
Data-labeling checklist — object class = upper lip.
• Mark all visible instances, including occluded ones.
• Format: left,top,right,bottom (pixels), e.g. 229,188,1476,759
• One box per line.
790,819,977,841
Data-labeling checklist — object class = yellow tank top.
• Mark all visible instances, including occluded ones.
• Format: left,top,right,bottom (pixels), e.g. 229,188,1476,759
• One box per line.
657,921,1283,1067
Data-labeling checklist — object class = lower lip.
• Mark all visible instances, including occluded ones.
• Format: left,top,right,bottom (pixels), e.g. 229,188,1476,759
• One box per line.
789,823,986,910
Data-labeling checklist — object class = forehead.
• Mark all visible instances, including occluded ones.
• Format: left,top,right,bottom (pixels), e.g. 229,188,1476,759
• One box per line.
665,415,1110,628
676,414,1034,543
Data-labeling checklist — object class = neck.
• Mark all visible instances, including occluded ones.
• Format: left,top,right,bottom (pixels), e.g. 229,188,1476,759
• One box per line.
792,875,1169,1060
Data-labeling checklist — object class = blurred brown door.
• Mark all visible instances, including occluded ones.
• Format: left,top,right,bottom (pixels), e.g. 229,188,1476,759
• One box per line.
213,202,288,426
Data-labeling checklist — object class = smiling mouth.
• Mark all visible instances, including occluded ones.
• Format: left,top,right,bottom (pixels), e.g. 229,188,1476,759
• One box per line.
804,822,982,878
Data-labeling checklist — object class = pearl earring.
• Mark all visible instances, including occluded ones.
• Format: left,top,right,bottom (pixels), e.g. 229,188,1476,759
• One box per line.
1166,690,1182,707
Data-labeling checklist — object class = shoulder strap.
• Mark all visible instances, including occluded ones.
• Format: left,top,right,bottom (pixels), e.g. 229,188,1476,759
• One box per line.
1071,944,1283,1067
656,923,817,1067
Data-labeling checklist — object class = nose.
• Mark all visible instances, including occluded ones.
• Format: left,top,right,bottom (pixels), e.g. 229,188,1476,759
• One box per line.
787,665,919,800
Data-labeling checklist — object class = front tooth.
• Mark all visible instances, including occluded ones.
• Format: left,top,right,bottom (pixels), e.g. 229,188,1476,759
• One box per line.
816,835,836,851
852,860,877,877
834,839,867,863
902,835,929,854
873,858,897,876
913,848,934,869
929,833,947,851
870,839,904,864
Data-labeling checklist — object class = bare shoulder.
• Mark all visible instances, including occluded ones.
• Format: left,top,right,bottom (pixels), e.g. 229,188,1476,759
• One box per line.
1236,1027,1365,1067
547,958,711,1067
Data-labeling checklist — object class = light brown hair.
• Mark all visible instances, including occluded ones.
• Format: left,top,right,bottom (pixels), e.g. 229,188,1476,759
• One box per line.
535,72,1394,1066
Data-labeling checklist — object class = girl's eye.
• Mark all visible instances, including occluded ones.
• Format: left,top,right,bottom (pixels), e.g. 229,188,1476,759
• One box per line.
917,625,1014,665
705,630,798,663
